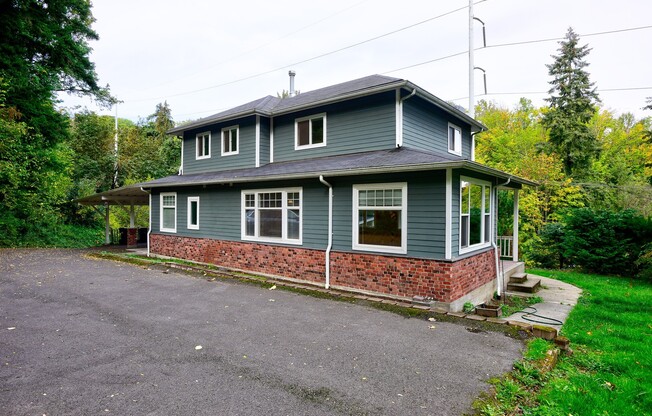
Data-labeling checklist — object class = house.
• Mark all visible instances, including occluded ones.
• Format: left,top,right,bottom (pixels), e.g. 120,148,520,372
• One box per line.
137,74,534,311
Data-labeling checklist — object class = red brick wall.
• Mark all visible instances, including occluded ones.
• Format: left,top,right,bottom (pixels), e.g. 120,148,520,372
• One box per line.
150,234,496,303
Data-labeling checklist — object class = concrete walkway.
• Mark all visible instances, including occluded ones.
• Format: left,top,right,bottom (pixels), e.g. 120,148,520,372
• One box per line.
502,275,583,328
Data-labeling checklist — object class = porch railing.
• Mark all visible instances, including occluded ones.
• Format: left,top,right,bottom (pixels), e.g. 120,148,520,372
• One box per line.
497,236,513,259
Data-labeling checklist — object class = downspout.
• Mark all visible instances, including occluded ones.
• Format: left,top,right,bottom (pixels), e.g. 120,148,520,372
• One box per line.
397,88,417,147
319,175,333,289
141,187,152,257
493,176,511,298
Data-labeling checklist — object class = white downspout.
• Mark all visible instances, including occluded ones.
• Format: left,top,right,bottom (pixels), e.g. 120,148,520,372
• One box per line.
319,175,333,289
141,187,152,257
493,177,511,298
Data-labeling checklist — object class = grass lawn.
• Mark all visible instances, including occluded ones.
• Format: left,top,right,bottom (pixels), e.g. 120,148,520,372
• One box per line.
475,269,652,415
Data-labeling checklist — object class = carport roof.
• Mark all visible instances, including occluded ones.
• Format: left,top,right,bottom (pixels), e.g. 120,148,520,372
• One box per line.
76,185,149,206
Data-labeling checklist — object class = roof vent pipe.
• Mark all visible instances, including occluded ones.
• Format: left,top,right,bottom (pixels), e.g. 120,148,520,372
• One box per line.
288,70,296,97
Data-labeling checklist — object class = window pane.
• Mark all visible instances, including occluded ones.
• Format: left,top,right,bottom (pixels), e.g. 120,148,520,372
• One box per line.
163,195,175,207
203,135,209,156
470,184,482,245
484,214,491,243
287,192,299,207
461,216,469,247
245,209,255,236
223,131,230,153
197,137,202,157
190,201,198,226
163,207,175,229
297,120,309,146
461,182,469,214
230,128,238,152
245,194,255,208
449,126,455,150
358,209,401,247
484,186,491,213
312,118,323,144
260,210,282,238
287,209,300,240
259,192,281,208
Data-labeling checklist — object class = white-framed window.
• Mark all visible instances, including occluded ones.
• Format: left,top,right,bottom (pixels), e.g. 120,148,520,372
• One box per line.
459,176,492,253
160,192,177,233
196,132,211,159
221,125,239,156
295,113,326,150
241,188,302,244
187,196,199,230
448,123,462,155
352,183,408,255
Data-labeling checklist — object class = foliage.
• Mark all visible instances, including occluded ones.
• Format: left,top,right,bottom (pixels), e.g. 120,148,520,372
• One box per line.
635,243,652,282
527,222,567,269
542,28,600,178
561,208,652,276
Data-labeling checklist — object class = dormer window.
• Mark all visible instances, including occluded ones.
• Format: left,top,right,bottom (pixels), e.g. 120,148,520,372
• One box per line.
448,123,462,155
222,126,239,156
295,113,327,150
196,132,211,159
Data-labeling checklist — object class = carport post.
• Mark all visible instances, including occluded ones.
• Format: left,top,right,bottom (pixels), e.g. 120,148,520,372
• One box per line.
513,189,519,261
104,202,111,245
129,202,135,228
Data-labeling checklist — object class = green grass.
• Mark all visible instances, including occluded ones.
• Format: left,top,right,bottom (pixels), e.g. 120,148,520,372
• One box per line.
476,269,652,415
501,294,543,317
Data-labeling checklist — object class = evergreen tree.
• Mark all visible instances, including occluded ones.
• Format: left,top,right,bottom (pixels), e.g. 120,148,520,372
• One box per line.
542,27,600,178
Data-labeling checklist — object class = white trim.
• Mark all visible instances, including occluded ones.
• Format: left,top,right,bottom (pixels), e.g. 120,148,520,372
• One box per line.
221,125,239,156
294,113,327,150
270,117,274,163
395,89,402,147
459,176,491,255
160,192,177,233
447,123,462,156
352,182,407,255
471,134,475,161
445,168,452,260
196,131,211,160
513,189,519,261
241,187,303,245
255,116,260,168
187,196,199,230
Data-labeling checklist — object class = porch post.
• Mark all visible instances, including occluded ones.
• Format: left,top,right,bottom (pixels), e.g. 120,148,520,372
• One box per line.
129,202,135,228
104,202,111,245
513,189,519,261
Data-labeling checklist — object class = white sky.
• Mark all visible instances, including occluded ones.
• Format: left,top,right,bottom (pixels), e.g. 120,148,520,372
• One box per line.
59,0,652,123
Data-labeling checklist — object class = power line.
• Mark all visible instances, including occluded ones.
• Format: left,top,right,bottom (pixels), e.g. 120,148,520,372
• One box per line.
449,86,652,102
126,2,481,103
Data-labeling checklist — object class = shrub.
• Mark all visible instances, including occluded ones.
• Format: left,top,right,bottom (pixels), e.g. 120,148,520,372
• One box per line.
635,243,652,282
527,222,566,269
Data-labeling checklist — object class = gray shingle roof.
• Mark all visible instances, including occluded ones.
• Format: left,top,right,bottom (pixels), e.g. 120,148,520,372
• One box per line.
137,147,536,188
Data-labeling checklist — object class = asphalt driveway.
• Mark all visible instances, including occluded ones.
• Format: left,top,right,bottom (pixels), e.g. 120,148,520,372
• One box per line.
0,249,522,415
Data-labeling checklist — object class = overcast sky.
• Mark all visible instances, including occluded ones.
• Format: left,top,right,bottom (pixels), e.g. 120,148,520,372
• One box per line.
59,0,652,123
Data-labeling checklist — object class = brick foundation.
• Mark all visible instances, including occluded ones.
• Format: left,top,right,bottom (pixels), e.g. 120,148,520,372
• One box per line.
150,234,496,304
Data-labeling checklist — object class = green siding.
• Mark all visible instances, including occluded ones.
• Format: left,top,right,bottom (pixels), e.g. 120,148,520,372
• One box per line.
259,117,270,165
182,115,257,174
272,92,396,162
403,96,473,159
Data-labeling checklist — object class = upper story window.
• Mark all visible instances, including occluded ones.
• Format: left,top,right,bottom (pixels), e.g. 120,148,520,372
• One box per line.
196,132,211,159
295,113,326,150
352,183,407,255
241,188,302,244
160,192,177,233
222,125,239,156
448,123,462,155
460,177,491,253
187,196,199,230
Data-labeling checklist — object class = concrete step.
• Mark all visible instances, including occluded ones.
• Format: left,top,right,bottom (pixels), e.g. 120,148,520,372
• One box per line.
507,278,541,294
510,272,528,283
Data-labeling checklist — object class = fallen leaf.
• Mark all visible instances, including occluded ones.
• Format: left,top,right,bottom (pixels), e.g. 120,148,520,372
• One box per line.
269,299,275,302
269,285,277,290
428,325,436,329
7,327,15,330
195,345,203,350
428,317,436,322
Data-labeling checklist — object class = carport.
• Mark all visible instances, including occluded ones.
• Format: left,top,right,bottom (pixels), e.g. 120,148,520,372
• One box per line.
76,185,150,246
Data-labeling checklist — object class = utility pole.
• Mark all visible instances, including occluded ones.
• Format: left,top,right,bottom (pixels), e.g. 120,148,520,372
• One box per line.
113,101,118,189
469,0,475,118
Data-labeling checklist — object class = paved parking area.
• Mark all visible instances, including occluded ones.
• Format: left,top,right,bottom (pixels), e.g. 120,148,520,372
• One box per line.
0,249,522,415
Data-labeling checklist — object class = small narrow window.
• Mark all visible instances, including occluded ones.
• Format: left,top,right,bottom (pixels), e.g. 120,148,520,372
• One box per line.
196,132,211,159
187,197,199,230
459,177,492,253
295,114,327,149
222,126,239,156
160,192,177,233
448,123,462,155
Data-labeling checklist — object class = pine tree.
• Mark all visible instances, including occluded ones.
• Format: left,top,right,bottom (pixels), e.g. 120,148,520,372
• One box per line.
542,27,600,178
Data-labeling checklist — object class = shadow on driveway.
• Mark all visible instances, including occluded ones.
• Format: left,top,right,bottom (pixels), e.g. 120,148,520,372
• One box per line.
0,249,523,415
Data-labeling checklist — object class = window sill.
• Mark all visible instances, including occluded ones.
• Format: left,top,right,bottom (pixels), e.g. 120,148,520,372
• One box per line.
242,236,302,246
459,242,491,255
221,151,239,157
352,243,407,255
196,155,211,160
160,228,177,233
447,149,462,156
295,142,327,151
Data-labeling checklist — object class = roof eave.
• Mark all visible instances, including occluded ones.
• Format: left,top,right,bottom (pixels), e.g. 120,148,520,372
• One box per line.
167,109,271,135
140,160,536,189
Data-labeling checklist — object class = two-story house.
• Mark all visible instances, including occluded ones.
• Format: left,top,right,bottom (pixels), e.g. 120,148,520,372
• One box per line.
138,75,534,311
